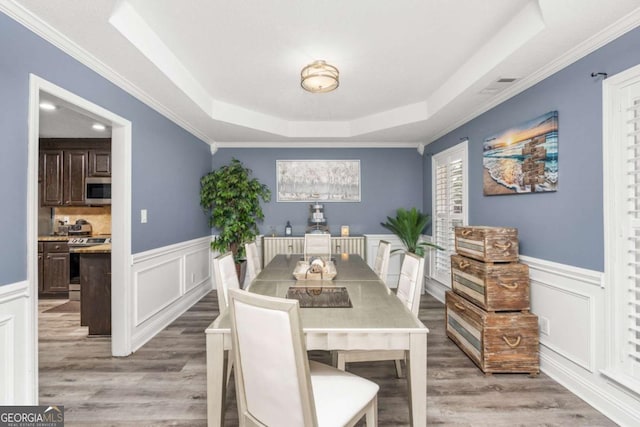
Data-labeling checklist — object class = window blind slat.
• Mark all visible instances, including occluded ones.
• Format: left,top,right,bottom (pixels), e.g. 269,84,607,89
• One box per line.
625,99,640,375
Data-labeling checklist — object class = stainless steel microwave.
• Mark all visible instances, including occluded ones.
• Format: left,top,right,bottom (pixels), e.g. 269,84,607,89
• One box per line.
85,177,111,205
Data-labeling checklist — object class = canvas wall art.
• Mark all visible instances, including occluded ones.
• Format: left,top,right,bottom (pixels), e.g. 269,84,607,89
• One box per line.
483,111,558,195
277,160,361,202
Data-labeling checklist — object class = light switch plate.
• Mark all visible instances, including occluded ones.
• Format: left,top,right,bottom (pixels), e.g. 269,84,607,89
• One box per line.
141,209,147,224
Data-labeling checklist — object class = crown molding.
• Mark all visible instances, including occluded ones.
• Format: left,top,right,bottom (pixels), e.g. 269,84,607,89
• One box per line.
213,141,422,149
4,0,639,149
426,5,640,145
0,0,214,146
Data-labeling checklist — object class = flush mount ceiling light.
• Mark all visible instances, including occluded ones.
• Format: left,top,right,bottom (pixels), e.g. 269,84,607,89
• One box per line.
92,123,106,131
301,60,339,93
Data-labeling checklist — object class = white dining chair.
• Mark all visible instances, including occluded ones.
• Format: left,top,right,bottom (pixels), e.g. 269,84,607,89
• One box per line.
228,288,379,427
372,240,391,286
212,251,240,386
335,252,425,378
244,241,261,289
213,251,240,313
304,233,332,261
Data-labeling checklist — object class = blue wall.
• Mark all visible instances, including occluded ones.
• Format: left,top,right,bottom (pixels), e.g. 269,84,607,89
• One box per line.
0,13,211,286
424,26,640,272
212,148,424,236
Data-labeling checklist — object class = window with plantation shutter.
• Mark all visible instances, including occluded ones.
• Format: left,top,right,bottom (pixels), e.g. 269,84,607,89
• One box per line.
431,140,468,286
603,66,640,393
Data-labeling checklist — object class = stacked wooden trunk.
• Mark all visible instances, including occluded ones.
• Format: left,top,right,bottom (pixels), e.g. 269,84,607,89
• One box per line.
445,226,539,376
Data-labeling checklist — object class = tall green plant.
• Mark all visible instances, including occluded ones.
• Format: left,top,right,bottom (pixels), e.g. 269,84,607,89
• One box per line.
200,158,271,261
381,207,442,256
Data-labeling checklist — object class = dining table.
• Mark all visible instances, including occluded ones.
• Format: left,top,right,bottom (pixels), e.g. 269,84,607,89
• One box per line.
205,253,429,426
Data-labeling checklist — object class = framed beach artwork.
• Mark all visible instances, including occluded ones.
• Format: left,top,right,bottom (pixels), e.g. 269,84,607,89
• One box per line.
483,111,558,196
276,160,361,202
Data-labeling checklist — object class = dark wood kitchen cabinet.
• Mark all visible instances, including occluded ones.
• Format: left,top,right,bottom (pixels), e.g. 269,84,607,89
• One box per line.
39,148,87,206
63,150,88,205
37,242,44,293
88,149,111,177
40,241,70,295
39,138,110,206
80,253,111,336
40,150,64,206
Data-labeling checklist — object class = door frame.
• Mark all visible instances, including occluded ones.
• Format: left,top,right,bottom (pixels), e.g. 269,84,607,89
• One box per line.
27,74,133,400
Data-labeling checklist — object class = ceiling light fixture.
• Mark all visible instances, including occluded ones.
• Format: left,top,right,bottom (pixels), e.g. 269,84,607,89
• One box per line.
39,102,56,111
92,123,106,131
301,60,339,93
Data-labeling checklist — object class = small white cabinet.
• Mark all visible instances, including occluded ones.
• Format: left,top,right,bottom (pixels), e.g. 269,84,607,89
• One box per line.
261,236,365,267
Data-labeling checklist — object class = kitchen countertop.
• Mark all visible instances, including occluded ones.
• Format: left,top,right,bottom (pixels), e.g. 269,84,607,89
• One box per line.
69,244,111,254
39,235,111,253
38,235,70,242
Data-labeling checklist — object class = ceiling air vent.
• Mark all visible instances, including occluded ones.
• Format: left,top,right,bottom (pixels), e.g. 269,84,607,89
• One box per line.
479,77,519,95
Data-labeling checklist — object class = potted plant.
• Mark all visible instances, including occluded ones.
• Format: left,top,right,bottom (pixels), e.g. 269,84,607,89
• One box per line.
381,207,442,256
200,158,271,274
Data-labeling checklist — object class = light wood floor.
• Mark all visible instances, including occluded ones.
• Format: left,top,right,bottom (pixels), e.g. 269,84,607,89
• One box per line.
39,292,616,426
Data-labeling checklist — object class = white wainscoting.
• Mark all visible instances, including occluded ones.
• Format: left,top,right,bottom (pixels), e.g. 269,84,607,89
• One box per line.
0,281,33,404
130,237,212,352
522,255,640,426
423,252,640,426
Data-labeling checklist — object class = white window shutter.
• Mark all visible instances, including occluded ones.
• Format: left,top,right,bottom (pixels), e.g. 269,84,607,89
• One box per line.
625,98,640,378
603,68,640,393
432,141,468,285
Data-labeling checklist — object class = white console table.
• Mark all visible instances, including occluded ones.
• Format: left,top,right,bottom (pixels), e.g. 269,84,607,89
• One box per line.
261,236,366,266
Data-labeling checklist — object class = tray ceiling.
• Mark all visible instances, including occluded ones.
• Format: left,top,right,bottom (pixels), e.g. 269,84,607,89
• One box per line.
4,0,640,147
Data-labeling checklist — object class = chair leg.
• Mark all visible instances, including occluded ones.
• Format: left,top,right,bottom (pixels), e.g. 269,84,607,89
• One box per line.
336,352,346,371
394,359,403,378
365,395,378,426
226,352,234,387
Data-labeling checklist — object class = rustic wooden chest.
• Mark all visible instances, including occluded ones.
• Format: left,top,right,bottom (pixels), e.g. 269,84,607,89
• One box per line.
450,254,530,311
445,291,539,375
455,226,519,263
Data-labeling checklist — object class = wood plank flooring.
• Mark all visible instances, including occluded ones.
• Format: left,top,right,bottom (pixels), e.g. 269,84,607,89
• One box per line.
38,292,616,426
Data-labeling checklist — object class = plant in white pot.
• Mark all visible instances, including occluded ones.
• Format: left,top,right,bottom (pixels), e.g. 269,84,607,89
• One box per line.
380,207,443,256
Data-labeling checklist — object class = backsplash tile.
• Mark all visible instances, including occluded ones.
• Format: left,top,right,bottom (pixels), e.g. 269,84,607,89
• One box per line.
54,206,111,235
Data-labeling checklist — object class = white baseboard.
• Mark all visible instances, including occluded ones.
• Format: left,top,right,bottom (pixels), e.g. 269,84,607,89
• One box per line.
423,277,449,303
130,237,213,352
0,281,33,405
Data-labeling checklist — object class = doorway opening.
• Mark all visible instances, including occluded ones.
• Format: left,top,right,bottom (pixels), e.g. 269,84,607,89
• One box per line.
28,75,132,401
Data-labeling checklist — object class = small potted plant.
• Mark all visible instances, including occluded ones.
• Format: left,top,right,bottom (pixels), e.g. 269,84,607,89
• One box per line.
381,207,442,256
200,158,271,280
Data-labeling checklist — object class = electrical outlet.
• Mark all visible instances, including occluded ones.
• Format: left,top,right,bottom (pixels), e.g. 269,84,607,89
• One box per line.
140,209,147,224
63,216,69,224
191,272,196,283
539,316,550,336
